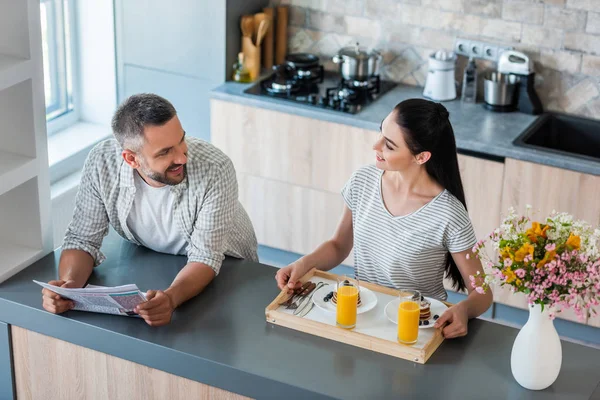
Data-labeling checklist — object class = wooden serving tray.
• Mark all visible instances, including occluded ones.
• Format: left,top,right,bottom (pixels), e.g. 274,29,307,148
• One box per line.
265,269,449,364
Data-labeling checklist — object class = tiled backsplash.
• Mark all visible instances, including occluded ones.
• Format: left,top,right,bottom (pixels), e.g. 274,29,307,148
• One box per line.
270,0,600,118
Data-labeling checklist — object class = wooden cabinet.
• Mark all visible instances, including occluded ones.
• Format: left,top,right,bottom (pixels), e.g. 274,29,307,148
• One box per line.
12,326,250,400
499,159,600,324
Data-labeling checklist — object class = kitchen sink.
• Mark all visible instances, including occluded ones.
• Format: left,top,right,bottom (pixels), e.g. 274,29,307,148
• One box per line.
514,113,600,163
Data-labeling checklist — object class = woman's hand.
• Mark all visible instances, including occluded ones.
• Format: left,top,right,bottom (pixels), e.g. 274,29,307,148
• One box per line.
275,260,309,293
434,302,469,338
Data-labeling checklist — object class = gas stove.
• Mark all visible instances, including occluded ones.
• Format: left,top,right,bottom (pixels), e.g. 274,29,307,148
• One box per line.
244,54,396,114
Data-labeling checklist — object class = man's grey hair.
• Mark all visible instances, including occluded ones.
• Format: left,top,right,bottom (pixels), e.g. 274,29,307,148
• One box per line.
111,93,177,151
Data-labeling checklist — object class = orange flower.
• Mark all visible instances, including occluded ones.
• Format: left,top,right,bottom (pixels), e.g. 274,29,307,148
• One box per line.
526,222,549,243
514,243,535,262
566,233,581,250
537,250,556,268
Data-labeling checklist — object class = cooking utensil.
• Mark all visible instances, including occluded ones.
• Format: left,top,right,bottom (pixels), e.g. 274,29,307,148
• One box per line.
483,71,520,112
332,42,382,81
240,15,254,38
256,19,269,47
287,281,317,310
295,282,325,317
253,13,267,44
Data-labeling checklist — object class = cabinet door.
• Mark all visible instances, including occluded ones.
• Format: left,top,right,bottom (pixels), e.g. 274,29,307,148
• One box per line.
237,173,353,266
443,155,504,293
211,100,376,192
499,158,600,323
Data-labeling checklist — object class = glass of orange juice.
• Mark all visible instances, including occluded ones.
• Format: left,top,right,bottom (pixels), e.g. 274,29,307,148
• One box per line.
397,289,421,345
336,277,359,329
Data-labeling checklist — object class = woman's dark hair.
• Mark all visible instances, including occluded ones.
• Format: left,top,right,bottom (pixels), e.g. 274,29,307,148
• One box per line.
393,99,467,292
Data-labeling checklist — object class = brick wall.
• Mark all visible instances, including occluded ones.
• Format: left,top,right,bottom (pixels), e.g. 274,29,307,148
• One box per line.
271,0,600,118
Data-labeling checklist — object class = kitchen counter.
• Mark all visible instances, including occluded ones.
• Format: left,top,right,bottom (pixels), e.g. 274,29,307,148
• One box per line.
1,233,600,399
211,82,600,176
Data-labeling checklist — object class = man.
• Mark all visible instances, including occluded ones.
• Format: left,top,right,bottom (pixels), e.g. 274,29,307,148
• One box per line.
42,93,258,326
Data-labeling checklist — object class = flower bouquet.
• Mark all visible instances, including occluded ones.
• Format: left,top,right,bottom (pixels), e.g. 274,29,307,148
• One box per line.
467,206,600,390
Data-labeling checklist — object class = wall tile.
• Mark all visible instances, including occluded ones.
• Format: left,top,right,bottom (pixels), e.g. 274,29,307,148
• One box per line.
289,6,307,27
564,32,600,54
522,25,564,48
502,2,544,24
422,0,464,12
582,54,600,76
544,6,587,31
326,0,364,17
481,19,522,42
586,12,600,34
558,78,600,112
345,16,382,40
540,49,582,73
468,0,503,18
566,0,600,12
307,9,347,33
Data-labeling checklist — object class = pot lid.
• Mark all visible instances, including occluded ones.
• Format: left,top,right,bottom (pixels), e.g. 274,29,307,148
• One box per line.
338,42,380,60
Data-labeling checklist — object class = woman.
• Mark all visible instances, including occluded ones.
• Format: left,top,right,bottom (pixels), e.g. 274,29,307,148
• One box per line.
276,99,493,339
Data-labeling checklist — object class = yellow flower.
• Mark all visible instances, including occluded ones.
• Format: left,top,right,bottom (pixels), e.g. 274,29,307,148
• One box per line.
514,243,535,262
526,222,549,243
566,233,581,250
538,250,556,268
503,268,517,284
500,246,514,260
516,279,522,287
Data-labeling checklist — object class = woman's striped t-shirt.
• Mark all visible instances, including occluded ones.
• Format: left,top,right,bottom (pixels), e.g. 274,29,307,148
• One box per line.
342,165,477,301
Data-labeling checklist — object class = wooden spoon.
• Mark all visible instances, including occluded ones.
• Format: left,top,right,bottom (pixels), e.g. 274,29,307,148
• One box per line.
255,19,270,47
253,13,267,43
240,15,254,38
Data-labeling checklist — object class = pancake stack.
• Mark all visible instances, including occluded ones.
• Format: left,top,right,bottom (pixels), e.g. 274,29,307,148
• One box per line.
331,291,362,307
419,299,431,321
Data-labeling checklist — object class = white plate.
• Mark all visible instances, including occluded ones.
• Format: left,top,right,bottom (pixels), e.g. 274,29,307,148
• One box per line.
384,297,449,329
312,284,378,315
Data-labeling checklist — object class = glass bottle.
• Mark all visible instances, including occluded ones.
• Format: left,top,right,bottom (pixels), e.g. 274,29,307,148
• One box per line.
232,52,252,83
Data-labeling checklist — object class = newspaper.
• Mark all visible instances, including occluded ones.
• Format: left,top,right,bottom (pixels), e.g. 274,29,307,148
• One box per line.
35,281,147,317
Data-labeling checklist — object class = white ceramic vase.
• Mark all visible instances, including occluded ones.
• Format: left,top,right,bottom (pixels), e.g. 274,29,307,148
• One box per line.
510,303,562,390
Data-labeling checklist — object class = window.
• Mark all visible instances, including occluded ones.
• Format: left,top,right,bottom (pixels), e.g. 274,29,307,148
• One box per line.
40,0,78,134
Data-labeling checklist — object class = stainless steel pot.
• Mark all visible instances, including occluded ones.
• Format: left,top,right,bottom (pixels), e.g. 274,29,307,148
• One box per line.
484,72,520,109
332,42,382,81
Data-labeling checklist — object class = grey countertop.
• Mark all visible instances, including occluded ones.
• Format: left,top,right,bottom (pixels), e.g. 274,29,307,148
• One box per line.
211,82,600,176
1,233,600,399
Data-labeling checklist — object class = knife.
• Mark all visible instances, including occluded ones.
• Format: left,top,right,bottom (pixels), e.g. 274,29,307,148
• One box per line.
294,282,326,317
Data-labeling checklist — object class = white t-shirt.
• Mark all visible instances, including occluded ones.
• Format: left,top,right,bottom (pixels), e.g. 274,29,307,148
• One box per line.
126,171,188,255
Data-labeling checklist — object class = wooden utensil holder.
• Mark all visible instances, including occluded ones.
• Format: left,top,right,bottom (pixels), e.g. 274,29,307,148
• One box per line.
242,36,261,81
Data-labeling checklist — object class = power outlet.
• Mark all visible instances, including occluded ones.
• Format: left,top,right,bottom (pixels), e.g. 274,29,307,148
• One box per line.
454,38,512,62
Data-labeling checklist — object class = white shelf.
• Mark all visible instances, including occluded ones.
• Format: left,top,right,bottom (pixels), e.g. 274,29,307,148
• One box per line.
0,54,32,92
0,150,38,197
0,243,44,284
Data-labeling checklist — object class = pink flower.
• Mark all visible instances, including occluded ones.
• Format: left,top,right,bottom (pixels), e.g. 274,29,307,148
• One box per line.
504,258,513,267
466,253,471,260
475,287,485,294
545,243,556,251
515,269,526,278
